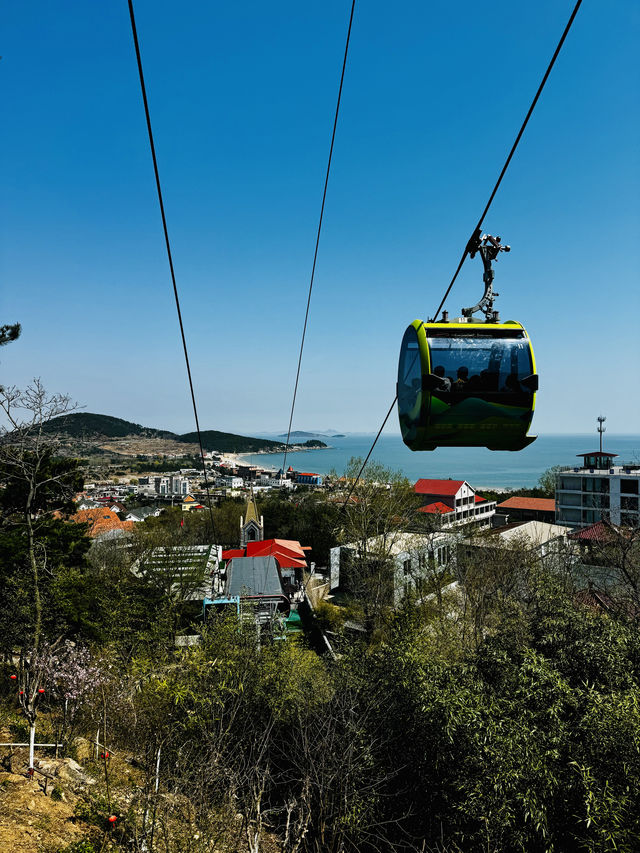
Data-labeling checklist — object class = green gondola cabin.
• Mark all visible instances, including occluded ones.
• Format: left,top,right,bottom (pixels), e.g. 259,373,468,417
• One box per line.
397,319,538,451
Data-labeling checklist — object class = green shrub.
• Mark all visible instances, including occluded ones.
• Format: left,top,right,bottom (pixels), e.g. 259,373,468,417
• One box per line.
315,599,346,631
56,841,96,853
73,793,111,826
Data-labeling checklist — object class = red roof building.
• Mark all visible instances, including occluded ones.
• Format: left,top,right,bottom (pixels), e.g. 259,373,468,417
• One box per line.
247,538,308,569
221,548,245,560
414,478,496,528
414,479,466,496
496,496,556,523
418,501,455,516
223,538,309,571
70,508,135,539
568,520,623,543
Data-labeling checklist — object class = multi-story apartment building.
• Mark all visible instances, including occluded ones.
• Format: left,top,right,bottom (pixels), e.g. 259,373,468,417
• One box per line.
153,475,192,496
555,451,640,528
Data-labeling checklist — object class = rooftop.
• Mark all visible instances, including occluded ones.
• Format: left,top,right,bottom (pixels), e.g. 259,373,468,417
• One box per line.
480,520,572,547
568,520,627,542
70,508,135,538
497,497,556,512
558,463,640,476
225,556,285,599
418,501,454,515
415,479,466,496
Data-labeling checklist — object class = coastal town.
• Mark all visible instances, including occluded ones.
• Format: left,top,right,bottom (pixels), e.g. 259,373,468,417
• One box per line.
2,0,638,849
65,429,639,648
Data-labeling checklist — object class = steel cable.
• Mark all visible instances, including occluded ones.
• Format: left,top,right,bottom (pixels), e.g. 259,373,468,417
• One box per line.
342,0,583,507
128,0,218,541
281,0,357,476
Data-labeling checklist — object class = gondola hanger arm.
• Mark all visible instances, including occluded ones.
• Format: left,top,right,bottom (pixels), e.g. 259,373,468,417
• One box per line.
460,228,510,321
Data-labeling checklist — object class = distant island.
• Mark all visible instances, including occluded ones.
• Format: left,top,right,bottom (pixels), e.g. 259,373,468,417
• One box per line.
42,413,325,455
278,430,345,439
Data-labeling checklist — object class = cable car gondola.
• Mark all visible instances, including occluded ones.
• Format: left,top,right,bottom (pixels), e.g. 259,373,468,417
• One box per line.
397,232,538,452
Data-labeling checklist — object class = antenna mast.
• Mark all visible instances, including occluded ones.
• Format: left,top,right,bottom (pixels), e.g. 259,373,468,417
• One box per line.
597,415,606,453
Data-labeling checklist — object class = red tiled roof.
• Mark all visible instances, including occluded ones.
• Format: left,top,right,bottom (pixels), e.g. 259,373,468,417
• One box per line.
475,495,487,503
248,538,306,556
70,508,135,538
246,538,308,569
222,549,245,560
414,479,465,496
418,501,454,515
568,521,618,542
497,497,556,512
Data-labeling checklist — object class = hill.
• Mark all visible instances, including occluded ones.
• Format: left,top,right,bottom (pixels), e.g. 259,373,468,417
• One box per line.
43,413,287,453
42,412,173,439
176,430,285,453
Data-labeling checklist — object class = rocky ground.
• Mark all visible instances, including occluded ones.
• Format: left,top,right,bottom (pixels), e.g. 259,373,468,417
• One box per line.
0,730,283,852
0,755,94,852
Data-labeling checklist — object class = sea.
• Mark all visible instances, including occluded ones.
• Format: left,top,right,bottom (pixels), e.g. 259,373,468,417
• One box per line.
238,433,640,491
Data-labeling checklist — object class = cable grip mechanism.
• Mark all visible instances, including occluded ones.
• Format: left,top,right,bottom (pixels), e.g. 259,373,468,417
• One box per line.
461,227,510,322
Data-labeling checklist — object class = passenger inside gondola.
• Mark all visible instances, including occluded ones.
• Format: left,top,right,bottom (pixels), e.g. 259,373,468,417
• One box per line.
428,336,533,406
453,366,468,389
433,365,451,391
502,373,522,393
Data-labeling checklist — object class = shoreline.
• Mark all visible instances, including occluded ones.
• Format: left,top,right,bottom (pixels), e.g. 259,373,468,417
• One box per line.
224,444,331,471
223,434,640,491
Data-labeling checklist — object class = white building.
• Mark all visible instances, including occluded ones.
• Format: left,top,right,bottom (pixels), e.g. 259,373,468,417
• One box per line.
330,531,457,607
217,475,243,489
414,479,496,528
463,520,572,560
555,451,640,529
155,475,192,496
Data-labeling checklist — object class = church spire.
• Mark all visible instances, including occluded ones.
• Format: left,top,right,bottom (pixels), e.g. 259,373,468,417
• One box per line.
240,487,264,547
244,487,260,525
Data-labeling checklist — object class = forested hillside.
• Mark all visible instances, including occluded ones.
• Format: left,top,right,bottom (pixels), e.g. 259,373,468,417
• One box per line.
42,412,287,453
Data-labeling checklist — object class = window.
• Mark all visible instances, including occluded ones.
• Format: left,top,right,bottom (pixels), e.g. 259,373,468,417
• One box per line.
583,509,602,524
426,335,533,399
621,479,639,495
583,478,610,493
558,507,581,523
397,327,422,433
559,476,581,490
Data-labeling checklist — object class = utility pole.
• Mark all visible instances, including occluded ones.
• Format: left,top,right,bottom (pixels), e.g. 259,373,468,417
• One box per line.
597,415,606,453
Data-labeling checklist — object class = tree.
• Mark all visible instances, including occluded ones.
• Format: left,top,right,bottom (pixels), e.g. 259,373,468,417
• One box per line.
537,464,563,497
129,519,213,645
0,322,21,347
0,380,82,650
0,380,85,772
335,457,422,631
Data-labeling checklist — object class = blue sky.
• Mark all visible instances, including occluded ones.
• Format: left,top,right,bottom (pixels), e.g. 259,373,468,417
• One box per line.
2,1,639,437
